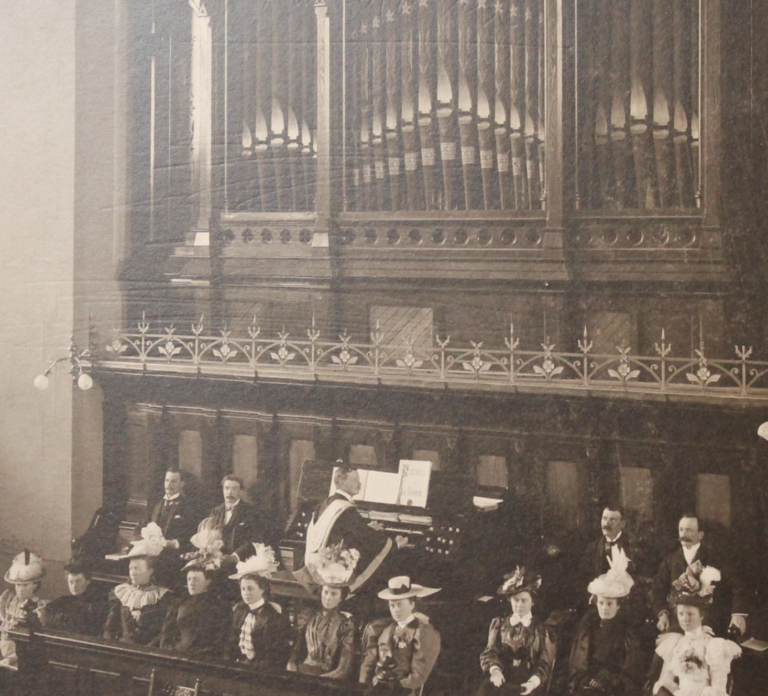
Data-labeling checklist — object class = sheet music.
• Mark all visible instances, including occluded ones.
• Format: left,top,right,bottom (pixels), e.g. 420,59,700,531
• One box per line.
363,471,402,505
397,459,432,508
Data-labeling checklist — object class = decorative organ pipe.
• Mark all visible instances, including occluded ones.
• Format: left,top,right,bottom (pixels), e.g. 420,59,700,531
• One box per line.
577,0,701,210
347,0,546,212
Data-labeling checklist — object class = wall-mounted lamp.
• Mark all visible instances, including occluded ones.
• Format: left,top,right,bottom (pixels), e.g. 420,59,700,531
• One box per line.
34,335,93,391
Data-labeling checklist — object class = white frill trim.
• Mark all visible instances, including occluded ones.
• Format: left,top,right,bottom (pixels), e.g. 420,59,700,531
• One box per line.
655,632,683,661
700,687,727,696
705,637,742,666
653,678,678,695
113,584,169,611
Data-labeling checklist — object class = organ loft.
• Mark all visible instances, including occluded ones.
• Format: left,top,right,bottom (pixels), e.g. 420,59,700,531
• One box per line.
1,0,768,694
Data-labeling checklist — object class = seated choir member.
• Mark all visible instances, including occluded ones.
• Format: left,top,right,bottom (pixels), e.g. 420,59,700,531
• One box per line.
359,576,441,696
156,522,230,655
567,547,644,696
476,567,555,696
0,550,47,669
287,543,359,679
40,561,108,636
226,543,291,667
103,523,173,645
653,562,741,696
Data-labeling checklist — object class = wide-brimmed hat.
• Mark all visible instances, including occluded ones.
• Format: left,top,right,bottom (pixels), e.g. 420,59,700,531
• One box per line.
377,576,440,601
182,518,225,572
228,543,279,580
4,549,45,584
667,560,720,608
497,566,542,596
117,522,166,560
588,546,634,599
310,543,360,588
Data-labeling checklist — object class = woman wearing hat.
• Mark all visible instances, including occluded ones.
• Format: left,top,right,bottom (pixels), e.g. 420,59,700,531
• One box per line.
567,547,643,696
359,576,441,695
0,550,47,668
226,543,291,668
102,523,174,645
287,543,359,680
652,562,741,696
155,521,231,655
477,567,555,696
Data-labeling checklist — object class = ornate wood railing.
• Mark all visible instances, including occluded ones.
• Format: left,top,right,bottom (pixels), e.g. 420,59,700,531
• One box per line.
87,316,768,404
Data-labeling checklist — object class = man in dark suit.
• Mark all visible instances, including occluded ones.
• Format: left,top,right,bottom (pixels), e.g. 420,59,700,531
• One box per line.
295,464,409,597
652,513,749,636
579,505,634,587
209,475,277,555
136,469,199,552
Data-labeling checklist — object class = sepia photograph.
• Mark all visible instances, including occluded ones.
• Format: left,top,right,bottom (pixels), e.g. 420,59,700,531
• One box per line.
0,0,767,694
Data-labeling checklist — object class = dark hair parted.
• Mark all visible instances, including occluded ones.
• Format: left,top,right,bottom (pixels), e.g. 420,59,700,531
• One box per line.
221,474,245,489
240,574,271,598
63,560,92,581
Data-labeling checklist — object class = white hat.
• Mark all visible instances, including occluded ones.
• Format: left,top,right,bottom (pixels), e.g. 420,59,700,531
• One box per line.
309,543,360,588
4,550,45,584
118,522,166,560
228,543,279,580
377,576,440,601
587,546,634,599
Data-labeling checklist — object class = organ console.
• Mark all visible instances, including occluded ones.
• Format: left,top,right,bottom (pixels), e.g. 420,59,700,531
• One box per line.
282,460,518,597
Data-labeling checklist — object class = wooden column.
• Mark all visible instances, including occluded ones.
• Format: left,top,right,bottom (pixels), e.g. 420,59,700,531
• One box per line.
543,0,564,248
188,0,214,246
700,0,721,230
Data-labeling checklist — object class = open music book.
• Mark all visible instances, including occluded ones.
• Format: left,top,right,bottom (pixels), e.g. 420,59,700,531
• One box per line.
330,460,433,508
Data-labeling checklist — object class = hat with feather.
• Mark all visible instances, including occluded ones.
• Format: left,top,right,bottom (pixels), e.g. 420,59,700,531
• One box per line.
667,560,720,608
497,566,542,597
310,542,360,588
181,518,225,572
4,549,46,584
228,543,279,580
587,546,635,599
118,522,166,560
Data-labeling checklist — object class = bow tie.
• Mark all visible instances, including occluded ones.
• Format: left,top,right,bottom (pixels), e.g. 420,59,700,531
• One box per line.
225,504,235,512
510,615,532,628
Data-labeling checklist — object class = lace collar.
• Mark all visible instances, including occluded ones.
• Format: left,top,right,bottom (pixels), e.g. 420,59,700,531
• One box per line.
114,584,169,611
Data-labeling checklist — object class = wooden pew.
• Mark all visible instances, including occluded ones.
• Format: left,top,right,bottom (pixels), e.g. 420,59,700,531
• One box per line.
10,624,366,696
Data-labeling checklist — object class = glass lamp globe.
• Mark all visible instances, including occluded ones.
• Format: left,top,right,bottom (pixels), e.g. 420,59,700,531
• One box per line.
77,373,93,391
34,374,49,391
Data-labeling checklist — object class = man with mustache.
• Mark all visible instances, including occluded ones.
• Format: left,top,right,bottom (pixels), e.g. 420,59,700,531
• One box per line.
651,514,749,636
579,506,634,592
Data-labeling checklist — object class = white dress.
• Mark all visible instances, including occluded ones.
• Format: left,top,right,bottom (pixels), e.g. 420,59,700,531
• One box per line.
653,627,741,696
0,589,46,668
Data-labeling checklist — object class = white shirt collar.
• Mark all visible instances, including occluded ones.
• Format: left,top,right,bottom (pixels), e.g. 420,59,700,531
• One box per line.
682,542,701,563
226,499,241,508
397,615,415,629
336,490,355,503
510,613,533,627
164,493,181,501
684,626,706,639
604,531,622,543
247,599,265,611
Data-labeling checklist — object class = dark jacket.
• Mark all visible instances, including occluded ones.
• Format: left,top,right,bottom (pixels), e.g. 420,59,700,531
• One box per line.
40,584,109,637
136,495,199,550
290,607,356,679
651,543,748,633
360,615,441,693
103,585,174,645
156,591,231,656
567,609,643,696
478,615,556,690
227,600,291,667
209,500,275,555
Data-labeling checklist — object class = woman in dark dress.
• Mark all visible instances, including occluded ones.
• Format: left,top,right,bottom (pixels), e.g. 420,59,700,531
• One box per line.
226,543,291,668
41,561,108,636
476,567,556,696
567,547,644,696
103,523,173,645
287,543,358,679
156,524,230,655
